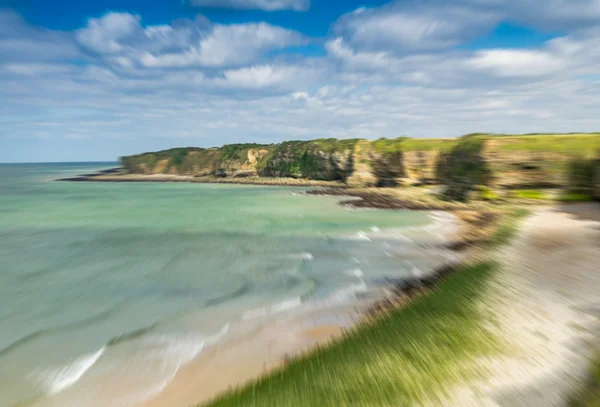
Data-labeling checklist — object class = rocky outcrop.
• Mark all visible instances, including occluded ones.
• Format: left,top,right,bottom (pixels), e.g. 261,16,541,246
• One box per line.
436,136,492,201
121,134,600,199
256,139,357,181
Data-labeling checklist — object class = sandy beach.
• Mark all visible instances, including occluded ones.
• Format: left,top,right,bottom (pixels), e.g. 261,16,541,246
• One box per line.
137,212,463,407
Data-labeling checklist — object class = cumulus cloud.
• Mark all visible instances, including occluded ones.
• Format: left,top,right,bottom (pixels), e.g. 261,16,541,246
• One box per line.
334,2,500,53
333,0,600,56
74,12,306,68
3,1,600,162
467,49,565,77
189,0,310,11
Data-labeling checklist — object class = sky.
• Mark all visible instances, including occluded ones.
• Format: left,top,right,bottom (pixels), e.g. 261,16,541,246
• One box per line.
1,0,600,162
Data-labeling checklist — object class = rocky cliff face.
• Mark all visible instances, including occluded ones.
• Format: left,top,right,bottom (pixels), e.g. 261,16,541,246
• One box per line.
121,134,600,196
121,144,273,178
256,139,357,181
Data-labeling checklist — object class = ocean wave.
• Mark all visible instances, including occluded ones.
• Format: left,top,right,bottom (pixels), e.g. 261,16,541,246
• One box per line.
335,231,372,242
242,297,303,320
31,347,105,394
287,252,314,261
344,268,364,278
106,324,159,347
328,281,368,303
148,323,230,368
205,282,253,307
0,301,127,358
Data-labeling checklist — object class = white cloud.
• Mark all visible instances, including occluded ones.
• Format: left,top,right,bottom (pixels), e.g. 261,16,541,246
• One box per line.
334,2,500,53
3,4,600,162
75,13,305,68
76,12,141,53
467,49,565,77
139,22,306,68
189,0,310,11
332,0,600,56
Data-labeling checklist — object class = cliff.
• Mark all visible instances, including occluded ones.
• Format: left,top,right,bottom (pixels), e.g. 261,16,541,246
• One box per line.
120,134,600,196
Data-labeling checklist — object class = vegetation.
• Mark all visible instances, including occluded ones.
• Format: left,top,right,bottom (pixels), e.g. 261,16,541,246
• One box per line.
436,136,491,201
120,133,600,202
479,186,500,201
490,134,600,157
568,157,597,194
511,189,548,200
560,192,594,202
369,138,407,187
202,209,530,407
570,352,600,407
205,261,501,407
487,208,530,248
256,139,360,181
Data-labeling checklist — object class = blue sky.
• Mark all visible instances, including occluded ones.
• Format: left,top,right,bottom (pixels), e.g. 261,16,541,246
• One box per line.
1,0,600,162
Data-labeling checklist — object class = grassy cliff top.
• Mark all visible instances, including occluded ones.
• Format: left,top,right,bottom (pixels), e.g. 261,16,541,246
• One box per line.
122,133,600,160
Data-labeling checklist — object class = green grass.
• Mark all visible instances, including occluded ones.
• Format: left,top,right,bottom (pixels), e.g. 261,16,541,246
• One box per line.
479,186,500,201
205,261,502,407
487,208,530,248
570,353,600,407
560,192,594,202
511,190,547,200
487,134,600,157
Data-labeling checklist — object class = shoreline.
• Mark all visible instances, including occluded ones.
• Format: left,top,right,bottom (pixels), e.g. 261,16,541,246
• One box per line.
56,168,504,407
57,172,348,188
138,210,470,407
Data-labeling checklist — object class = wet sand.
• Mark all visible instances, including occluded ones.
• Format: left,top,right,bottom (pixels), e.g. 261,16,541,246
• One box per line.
138,213,463,407
139,303,361,407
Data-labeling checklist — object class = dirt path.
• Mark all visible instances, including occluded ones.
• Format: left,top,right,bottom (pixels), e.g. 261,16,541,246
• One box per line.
442,204,600,406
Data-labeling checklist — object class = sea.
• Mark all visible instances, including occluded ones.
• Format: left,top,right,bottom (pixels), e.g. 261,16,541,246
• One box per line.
0,163,455,407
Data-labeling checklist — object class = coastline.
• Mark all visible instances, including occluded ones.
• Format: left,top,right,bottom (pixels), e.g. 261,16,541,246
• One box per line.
57,172,347,188
138,209,466,407
55,168,506,407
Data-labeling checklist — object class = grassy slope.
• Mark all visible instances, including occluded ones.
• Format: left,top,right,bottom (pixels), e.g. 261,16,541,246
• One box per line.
201,207,530,407
570,353,600,407
489,134,600,157
205,261,499,407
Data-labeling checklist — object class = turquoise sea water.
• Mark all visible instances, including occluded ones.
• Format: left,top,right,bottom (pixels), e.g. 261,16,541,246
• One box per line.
0,163,443,407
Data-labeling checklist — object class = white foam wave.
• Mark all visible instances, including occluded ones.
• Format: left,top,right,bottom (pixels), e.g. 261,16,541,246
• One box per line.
242,297,303,320
370,226,380,232
285,252,314,261
120,324,230,406
345,268,363,278
328,281,368,303
157,324,230,368
34,346,105,394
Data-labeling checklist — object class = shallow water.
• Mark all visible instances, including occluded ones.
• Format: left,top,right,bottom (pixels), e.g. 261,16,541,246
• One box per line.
0,163,446,407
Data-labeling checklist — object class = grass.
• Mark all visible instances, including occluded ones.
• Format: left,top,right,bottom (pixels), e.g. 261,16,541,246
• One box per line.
570,353,600,407
487,208,530,248
205,261,501,407
560,192,594,202
511,190,547,200
479,186,500,201
487,134,600,157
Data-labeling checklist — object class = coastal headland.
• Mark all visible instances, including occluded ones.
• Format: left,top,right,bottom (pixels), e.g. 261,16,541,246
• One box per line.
59,133,600,407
